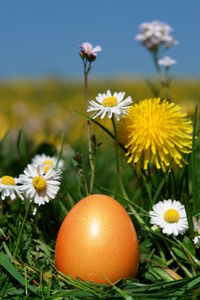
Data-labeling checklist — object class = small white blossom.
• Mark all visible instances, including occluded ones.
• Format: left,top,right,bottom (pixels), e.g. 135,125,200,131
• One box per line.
151,224,159,231
193,216,200,234
193,236,200,249
158,56,177,67
193,217,200,248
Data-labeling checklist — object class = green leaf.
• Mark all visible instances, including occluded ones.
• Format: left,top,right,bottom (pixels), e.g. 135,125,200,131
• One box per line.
183,236,195,256
0,252,39,296
172,246,188,262
152,178,165,203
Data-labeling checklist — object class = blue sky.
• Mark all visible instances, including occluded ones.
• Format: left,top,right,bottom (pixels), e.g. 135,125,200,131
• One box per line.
0,0,200,78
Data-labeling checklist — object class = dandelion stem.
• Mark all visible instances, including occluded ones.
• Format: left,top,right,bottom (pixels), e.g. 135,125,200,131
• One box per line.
13,200,31,258
111,116,129,201
83,60,95,194
111,116,149,228
128,204,149,229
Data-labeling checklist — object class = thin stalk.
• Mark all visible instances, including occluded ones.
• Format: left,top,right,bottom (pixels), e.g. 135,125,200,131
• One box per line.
108,118,148,229
24,267,28,296
83,62,95,194
185,164,190,197
111,116,129,201
183,194,194,237
192,104,198,211
13,200,31,258
82,172,89,196
152,52,171,100
152,51,161,74
168,247,193,278
128,204,150,230
141,172,153,207
155,240,166,263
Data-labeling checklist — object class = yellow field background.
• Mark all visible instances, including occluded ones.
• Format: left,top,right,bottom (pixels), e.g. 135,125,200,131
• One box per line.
0,78,199,148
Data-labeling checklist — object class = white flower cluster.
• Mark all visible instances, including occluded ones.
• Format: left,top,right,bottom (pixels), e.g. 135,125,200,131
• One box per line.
135,20,178,51
0,154,63,206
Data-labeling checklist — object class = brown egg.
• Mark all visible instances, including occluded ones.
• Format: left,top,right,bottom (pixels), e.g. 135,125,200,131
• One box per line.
55,194,139,284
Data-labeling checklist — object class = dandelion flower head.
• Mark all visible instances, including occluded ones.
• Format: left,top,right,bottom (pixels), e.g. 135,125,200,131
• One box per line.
118,98,192,174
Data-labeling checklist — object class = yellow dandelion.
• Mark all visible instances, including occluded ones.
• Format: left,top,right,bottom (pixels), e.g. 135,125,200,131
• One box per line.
118,98,193,174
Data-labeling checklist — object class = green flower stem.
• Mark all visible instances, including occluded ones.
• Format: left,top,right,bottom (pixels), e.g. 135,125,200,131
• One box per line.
152,52,171,100
183,193,194,237
13,200,31,259
111,116,129,201
155,240,166,263
83,61,95,194
128,204,150,230
192,104,198,211
111,116,149,229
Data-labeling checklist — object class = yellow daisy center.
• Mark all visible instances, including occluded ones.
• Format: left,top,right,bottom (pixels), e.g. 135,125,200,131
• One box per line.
102,96,118,107
164,208,180,223
33,176,46,192
1,176,15,186
43,160,54,173
119,98,193,174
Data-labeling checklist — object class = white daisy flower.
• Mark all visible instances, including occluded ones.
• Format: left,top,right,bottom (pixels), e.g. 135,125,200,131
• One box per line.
19,164,61,206
32,154,64,173
158,56,177,67
87,90,133,121
150,199,188,236
0,175,24,200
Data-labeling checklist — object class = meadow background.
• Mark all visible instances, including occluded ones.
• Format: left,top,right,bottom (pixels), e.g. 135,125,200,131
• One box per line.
1,1,200,299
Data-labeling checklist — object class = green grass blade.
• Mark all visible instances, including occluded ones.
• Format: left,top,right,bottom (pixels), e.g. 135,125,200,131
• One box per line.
0,252,39,296
55,133,65,170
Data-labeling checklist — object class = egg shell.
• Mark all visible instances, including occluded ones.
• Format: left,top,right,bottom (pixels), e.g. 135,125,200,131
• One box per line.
55,194,139,284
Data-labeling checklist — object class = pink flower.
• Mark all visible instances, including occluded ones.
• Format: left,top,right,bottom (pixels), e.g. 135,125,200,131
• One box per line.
79,42,102,61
